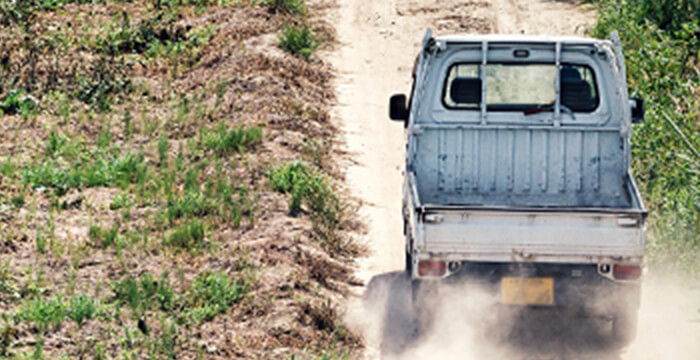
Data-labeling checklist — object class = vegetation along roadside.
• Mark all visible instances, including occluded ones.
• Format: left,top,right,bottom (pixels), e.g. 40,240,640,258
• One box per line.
0,0,362,359
588,0,699,276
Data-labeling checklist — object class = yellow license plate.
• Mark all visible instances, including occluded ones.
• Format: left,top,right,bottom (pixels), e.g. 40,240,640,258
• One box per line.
501,277,554,306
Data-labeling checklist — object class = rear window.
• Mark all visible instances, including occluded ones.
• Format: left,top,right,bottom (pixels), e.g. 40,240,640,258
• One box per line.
443,63,599,112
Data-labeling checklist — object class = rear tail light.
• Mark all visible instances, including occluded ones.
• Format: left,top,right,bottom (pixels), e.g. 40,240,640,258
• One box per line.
418,260,446,277
613,264,641,280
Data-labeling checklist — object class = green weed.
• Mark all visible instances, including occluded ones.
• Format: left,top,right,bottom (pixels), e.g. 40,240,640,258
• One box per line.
35,233,47,254
112,275,142,314
89,224,119,249
0,260,16,295
19,267,47,300
112,272,174,316
144,23,214,70
268,161,331,214
33,335,45,360
122,110,134,138
97,11,172,57
46,131,68,158
187,271,247,323
18,297,66,331
0,158,17,178
97,128,112,149
156,272,175,311
0,90,39,116
268,161,347,253
139,272,158,310
23,150,147,195
268,161,310,213
156,0,233,10
67,294,97,328
278,24,320,61
202,124,262,156
11,193,25,208
167,191,217,221
110,194,131,210
158,134,169,167
164,219,205,252
263,0,307,16
155,317,177,358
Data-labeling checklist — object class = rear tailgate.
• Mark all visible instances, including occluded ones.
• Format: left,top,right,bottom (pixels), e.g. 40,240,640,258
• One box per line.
417,207,645,264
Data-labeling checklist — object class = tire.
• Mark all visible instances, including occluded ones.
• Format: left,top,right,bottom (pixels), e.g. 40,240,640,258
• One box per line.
379,272,417,357
611,309,638,346
410,280,437,337
405,251,412,274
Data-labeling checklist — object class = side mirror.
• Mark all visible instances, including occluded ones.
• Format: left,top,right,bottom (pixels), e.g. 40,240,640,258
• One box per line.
389,94,408,122
630,97,644,124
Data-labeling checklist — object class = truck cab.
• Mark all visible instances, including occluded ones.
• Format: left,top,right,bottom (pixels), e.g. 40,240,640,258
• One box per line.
389,30,646,345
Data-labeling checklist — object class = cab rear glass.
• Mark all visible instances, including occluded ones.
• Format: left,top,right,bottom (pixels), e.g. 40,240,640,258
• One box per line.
442,63,599,112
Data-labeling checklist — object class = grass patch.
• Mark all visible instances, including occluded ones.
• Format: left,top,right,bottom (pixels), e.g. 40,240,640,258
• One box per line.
202,124,262,156
269,161,316,214
112,271,174,316
155,272,175,312
0,89,39,116
89,224,119,249
0,260,16,295
155,316,178,358
165,174,255,228
167,190,217,221
109,194,131,210
164,219,205,252
263,0,307,16
158,134,169,167
23,148,148,196
187,271,247,323
67,294,97,328
279,24,320,61
18,297,66,332
268,162,348,254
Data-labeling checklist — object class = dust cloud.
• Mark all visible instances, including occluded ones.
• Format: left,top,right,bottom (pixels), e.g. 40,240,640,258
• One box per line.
349,271,700,360
624,273,700,360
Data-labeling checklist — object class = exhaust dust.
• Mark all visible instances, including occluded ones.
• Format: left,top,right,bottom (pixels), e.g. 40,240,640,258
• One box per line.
349,271,700,359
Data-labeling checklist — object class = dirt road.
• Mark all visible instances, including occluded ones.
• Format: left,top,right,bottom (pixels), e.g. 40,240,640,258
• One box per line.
329,0,700,359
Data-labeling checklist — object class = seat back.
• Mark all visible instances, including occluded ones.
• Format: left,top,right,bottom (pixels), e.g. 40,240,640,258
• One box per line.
449,78,482,105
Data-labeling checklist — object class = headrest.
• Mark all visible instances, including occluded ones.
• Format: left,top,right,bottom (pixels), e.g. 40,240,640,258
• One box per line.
561,79,593,111
561,66,582,80
450,77,482,105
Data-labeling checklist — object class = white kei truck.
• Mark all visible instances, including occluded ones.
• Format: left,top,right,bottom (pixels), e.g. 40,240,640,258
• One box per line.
389,30,647,345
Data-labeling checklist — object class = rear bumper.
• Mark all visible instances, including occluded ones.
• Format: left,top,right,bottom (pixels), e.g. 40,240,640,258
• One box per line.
414,262,640,314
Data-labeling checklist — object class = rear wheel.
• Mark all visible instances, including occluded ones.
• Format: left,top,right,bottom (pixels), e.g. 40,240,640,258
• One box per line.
378,272,417,357
405,251,412,274
410,280,438,337
611,309,638,346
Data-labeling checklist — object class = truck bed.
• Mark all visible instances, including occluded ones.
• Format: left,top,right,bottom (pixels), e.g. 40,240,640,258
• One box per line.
408,172,646,264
